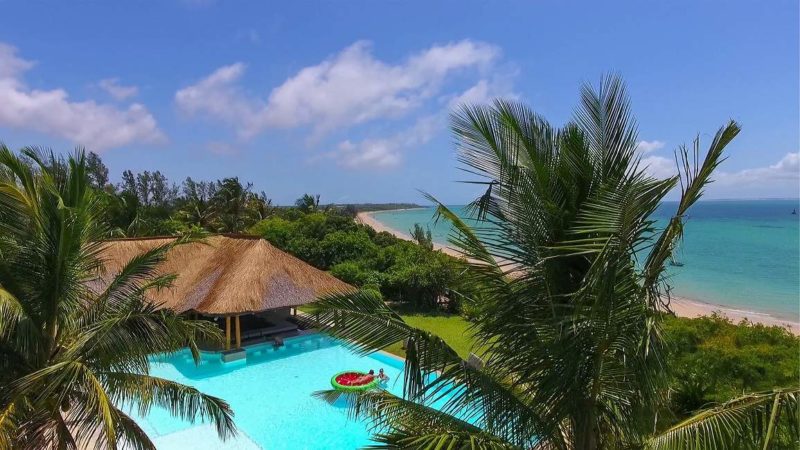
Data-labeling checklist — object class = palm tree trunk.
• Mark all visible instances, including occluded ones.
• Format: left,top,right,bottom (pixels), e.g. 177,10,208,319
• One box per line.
574,417,600,450
573,402,601,450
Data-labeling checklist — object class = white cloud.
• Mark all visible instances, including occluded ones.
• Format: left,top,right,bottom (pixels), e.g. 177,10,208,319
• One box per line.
175,40,500,139
641,152,799,198
98,78,139,100
718,152,799,184
448,80,493,109
0,44,33,79
446,71,518,110
174,63,268,139
0,43,164,151
325,115,441,169
642,152,799,181
638,140,673,178
640,155,677,179
636,139,665,154
335,139,401,169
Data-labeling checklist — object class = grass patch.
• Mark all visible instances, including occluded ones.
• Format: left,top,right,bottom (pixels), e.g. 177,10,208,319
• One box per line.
383,313,477,359
302,302,479,360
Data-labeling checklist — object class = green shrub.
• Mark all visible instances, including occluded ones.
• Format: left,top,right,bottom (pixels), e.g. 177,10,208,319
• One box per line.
319,230,378,268
329,261,383,287
249,217,296,248
294,212,328,239
253,207,466,311
372,230,401,247
286,236,324,268
664,314,799,416
381,244,459,308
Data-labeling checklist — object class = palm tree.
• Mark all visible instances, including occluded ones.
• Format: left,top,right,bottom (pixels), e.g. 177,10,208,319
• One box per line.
247,191,274,222
178,177,219,231
409,223,434,251
0,147,236,449
295,193,321,213
307,76,762,449
650,387,799,450
213,177,251,233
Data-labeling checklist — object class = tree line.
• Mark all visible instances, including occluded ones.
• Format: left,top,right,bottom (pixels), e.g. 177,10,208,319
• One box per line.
73,151,466,310
81,153,274,236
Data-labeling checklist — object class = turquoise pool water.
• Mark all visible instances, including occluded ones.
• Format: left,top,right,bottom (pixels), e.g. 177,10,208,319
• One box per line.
131,334,408,449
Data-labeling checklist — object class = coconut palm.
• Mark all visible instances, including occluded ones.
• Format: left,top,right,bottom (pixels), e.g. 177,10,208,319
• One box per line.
650,387,799,450
213,177,252,232
0,147,236,449
308,76,763,449
178,177,219,231
295,193,321,213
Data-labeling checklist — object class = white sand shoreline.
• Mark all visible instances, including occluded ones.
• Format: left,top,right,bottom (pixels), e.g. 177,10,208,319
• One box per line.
357,210,800,334
358,210,464,258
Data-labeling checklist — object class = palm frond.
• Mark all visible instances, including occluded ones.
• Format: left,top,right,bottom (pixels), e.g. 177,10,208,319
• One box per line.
314,389,522,449
649,387,799,450
643,121,740,308
306,290,461,399
70,302,221,373
0,402,17,449
308,292,560,447
103,372,236,440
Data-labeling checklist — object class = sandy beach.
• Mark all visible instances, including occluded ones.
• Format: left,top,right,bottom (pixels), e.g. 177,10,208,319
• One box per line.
357,210,464,258
357,211,800,334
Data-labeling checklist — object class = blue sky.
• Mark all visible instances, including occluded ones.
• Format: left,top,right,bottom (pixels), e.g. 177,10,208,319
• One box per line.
0,1,797,204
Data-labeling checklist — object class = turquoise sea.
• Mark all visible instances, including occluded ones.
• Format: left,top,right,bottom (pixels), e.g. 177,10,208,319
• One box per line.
370,200,800,321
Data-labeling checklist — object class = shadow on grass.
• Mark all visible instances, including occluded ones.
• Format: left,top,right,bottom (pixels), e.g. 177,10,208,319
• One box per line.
386,301,458,317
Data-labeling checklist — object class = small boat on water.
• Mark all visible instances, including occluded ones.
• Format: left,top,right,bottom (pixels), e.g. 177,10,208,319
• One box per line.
669,254,684,267
792,209,797,215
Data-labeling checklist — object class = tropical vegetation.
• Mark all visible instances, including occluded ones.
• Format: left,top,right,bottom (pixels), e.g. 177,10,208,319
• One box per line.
308,76,799,449
0,75,796,450
58,151,464,310
0,148,235,449
383,310,800,435
249,210,466,309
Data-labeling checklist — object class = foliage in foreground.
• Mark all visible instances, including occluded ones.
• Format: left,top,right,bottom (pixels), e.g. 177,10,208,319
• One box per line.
0,147,235,449
385,310,800,443
651,387,798,450
304,76,796,449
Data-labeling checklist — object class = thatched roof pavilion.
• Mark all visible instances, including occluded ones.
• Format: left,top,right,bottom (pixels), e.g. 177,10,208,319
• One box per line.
96,234,353,349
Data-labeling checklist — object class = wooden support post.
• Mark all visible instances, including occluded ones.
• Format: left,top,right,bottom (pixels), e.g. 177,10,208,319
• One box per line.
225,316,231,350
235,315,241,349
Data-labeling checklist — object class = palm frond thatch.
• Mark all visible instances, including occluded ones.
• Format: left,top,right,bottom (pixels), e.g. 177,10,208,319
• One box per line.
95,234,355,315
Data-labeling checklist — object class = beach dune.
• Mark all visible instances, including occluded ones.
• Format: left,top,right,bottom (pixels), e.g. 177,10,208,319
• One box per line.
357,211,800,334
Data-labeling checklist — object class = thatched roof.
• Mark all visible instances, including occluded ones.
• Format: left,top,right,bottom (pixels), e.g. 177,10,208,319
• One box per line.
96,234,354,316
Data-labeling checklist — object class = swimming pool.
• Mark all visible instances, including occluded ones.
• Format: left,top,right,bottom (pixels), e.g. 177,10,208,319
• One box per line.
130,334,408,449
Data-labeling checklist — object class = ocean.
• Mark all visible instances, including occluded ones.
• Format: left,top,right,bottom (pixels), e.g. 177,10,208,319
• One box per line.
370,200,800,321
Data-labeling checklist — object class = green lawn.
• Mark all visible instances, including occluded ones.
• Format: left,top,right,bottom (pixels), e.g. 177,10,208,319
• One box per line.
383,314,477,359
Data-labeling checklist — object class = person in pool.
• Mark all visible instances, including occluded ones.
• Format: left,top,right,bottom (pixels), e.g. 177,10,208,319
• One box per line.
377,368,389,383
354,370,375,384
